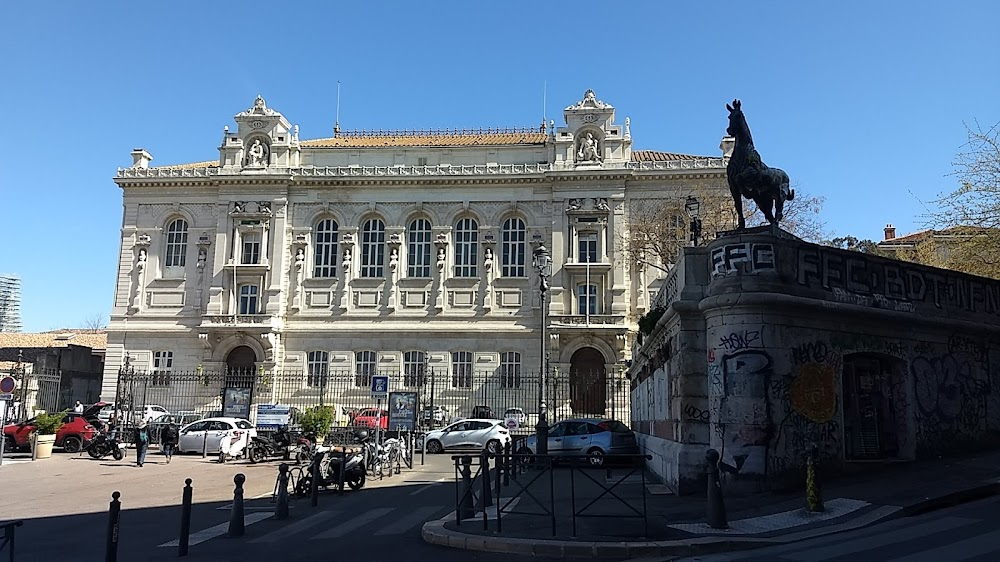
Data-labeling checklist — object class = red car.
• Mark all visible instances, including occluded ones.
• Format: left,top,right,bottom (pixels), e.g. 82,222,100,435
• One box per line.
3,413,97,453
353,408,388,429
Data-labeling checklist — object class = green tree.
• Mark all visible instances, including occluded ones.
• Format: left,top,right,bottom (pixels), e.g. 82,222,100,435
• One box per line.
823,235,888,256
298,406,335,438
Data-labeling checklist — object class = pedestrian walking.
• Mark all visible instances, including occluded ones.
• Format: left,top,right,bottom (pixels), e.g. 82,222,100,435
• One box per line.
160,417,179,463
135,420,150,467
73,400,84,413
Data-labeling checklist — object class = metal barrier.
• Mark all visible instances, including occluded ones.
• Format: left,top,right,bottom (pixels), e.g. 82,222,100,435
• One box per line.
452,450,652,537
0,520,23,562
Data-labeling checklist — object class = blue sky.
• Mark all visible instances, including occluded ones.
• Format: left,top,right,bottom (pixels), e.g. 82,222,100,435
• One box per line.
1,1,997,332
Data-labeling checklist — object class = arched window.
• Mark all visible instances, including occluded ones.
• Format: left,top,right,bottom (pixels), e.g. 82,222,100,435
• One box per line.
454,218,478,277
164,218,188,268
452,351,473,389
314,219,339,278
307,351,329,387
501,217,526,277
403,351,426,387
407,218,431,278
360,219,385,278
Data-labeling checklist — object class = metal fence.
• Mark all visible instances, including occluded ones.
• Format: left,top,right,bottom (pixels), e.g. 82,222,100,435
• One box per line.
1,367,61,423
112,368,631,433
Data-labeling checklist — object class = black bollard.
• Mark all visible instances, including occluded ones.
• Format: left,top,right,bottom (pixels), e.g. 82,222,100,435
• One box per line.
105,491,121,562
275,465,289,520
310,453,321,507
806,443,825,512
178,479,193,556
458,455,475,522
706,449,728,529
420,433,425,466
480,451,493,509
338,450,346,497
503,441,511,487
228,474,246,537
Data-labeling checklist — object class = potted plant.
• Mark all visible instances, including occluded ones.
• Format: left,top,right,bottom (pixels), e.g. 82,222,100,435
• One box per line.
31,410,65,460
299,406,334,441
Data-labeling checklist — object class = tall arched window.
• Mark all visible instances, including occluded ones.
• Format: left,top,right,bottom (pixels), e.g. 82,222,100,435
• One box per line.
454,218,479,277
360,218,385,278
314,219,339,278
355,350,377,387
164,218,188,268
501,217,526,277
407,218,431,278
500,351,521,389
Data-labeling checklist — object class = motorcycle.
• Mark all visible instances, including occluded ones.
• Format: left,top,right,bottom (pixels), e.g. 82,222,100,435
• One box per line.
218,429,251,463
84,431,126,461
293,432,367,496
247,428,294,464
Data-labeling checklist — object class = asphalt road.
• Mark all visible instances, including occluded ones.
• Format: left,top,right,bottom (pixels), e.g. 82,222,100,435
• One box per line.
679,494,1000,562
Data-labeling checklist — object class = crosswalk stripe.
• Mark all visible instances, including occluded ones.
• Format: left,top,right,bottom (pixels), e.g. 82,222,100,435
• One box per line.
883,529,1000,562
311,507,395,540
249,510,340,544
784,516,978,561
158,512,273,547
373,506,443,535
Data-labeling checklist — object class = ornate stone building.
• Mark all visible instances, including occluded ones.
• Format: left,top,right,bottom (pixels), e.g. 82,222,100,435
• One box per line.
104,90,728,422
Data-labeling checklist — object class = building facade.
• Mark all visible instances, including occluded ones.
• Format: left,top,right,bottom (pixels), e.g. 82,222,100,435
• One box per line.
104,90,728,424
0,274,22,333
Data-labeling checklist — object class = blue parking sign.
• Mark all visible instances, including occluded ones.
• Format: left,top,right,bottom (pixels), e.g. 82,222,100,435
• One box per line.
371,375,389,398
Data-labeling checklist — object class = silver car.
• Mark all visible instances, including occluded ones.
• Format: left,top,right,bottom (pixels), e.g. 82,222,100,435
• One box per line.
520,418,638,466
176,417,256,454
424,419,511,454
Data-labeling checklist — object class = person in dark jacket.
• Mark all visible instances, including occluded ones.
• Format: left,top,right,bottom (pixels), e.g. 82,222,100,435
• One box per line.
160,417,179,463
135,420,150,467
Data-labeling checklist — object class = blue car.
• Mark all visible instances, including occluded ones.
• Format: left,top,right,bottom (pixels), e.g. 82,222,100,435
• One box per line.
519,418,638,466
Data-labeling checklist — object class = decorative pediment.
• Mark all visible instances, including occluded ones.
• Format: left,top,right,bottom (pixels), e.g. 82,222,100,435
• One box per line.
566,89,612,110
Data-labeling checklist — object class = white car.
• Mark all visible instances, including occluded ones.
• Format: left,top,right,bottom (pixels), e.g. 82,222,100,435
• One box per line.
176,417,257,454
503,408,527,429
423,419,511,454
139,405,170,423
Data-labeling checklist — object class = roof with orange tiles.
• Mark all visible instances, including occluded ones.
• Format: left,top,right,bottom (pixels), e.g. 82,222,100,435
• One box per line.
0,331,107,351
879,226,994,245
630,150,705,162
300,129,549,148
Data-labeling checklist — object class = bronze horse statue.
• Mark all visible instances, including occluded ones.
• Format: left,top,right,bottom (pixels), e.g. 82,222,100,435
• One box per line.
726,99,794,229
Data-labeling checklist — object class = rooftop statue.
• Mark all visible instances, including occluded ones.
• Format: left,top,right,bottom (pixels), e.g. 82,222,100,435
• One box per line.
725,99,794,230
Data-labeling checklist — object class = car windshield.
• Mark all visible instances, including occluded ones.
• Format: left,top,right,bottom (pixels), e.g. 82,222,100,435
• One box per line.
598,420,631,433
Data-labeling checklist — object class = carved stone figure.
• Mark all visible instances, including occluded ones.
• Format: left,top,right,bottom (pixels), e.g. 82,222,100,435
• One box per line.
624,117,631,140
389,248,399,271
137,248,147,269
437,247,446,270
343,248,352,269
233,201,245,213
295,247,305,264
258,201,272,213
595,198,610,212
725,99,795,229
567,198,581,211
484,248,493,271
578,132,601,162
197,248,207,268
247,139,267,167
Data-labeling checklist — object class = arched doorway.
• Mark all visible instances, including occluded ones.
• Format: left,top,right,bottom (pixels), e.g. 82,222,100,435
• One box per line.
223,346,257,419
570,347,607,416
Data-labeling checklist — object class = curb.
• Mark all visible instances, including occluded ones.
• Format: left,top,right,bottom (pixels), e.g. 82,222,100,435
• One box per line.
421,481,1000,559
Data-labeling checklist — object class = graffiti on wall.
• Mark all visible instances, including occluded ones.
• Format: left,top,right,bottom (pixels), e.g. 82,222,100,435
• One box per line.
798,247,1000,316
711,243,775,278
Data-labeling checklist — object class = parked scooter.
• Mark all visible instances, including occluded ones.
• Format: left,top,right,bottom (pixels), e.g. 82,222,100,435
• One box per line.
247,427,294,463
218,428,251,463
84,430,126,461
294,432,367,496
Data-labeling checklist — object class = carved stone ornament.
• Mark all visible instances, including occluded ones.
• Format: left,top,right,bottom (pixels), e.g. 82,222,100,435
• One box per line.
244,95,275,116
566,89,611,110
577,132,601,162
244,138,269,167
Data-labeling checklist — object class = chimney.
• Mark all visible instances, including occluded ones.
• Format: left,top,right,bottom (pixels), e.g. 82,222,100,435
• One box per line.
884,224,896,241
720,136,735,158
130,148,153,169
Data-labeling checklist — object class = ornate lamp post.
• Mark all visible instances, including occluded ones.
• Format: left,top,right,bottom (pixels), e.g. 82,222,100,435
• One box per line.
532,242,552,454
685,195,703,246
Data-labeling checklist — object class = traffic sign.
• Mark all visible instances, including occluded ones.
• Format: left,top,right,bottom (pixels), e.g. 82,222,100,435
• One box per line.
0,393,12,401
0,376,15,394
370,375,389,399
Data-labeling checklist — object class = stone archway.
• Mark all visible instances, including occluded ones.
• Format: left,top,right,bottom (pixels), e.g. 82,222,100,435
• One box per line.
223,346,257,419
570,347,607,416
226,346,257,374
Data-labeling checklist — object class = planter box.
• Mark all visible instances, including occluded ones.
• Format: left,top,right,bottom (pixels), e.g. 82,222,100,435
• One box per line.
33,434,56,459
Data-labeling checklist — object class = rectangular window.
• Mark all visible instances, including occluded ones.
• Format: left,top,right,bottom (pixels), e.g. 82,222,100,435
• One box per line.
152,351,173,386
417,157,428,166
578,232,598,263
307,351,329,387
355,350,376,387
500,351,521,389
578,284,598,315
451,351,473,389
403,351,426,387
241,232,261,265
238,284,259,314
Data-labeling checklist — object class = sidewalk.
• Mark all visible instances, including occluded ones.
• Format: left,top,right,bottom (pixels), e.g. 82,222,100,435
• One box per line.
422,449,1000,559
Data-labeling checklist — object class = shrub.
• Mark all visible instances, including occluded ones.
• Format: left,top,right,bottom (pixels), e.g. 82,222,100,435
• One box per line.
299,406,335,438
33,411,66,435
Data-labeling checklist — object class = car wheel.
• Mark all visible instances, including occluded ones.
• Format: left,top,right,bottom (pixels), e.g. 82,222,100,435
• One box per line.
485,440,501,455
62,436,83,453
587,448,605,467
425,440,443,454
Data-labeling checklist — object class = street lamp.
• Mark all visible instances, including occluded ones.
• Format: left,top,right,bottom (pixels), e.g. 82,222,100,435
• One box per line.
685,195,703,246
532,242,552,455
